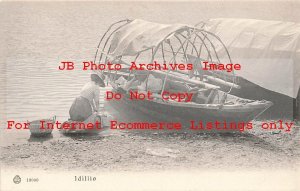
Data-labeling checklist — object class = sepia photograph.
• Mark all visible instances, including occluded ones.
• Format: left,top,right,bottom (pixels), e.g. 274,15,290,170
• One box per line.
0,0,300,190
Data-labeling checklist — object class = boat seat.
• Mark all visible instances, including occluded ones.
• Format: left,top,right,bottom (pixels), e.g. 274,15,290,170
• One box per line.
194,88,218,104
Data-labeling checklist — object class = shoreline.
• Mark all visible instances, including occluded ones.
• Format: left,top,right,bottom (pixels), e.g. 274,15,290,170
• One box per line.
4,119,296,132
1,122,300,171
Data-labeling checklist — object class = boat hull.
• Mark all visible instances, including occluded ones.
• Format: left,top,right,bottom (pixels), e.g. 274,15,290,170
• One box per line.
107,88,273,132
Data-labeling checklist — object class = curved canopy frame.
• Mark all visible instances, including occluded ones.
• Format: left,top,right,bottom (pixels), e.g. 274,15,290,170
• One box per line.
94,19,237,94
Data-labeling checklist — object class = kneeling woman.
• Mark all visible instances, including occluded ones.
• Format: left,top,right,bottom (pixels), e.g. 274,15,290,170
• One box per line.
69,73,105,121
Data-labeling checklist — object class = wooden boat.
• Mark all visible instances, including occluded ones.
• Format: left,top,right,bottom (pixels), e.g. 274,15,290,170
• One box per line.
106,71,272,128
92,19,273,131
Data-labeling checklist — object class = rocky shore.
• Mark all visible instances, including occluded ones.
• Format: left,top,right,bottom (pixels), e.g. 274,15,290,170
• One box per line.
1,121,300,172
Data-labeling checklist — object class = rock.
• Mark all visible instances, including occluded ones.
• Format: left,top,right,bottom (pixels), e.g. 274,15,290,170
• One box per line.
145,148,180,158
20,155,31,158
271,131,281,135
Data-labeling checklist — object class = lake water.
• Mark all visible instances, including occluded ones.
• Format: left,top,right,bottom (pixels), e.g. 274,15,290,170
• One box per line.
1,1,298,145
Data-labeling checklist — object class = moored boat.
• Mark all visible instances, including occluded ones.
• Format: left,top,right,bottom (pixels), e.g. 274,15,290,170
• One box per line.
92,19,273,131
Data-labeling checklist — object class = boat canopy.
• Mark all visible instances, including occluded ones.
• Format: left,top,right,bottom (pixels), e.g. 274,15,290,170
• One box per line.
94,19,237,93
109,19,187,57
201,18,300,98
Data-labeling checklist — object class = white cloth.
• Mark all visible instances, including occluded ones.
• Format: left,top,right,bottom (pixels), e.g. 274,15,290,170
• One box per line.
147,74,163,93
110,19,187,57
115,76,127,85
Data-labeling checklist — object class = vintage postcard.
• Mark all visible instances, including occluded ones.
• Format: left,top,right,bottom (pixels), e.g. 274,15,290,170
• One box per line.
0,0,300,190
